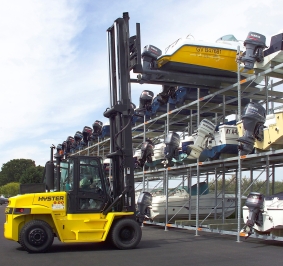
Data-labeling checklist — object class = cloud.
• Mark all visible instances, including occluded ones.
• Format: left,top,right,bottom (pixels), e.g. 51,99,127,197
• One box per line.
0,0,283,168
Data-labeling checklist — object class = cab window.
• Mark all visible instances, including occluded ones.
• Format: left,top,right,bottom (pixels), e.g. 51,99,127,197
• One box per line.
60,160,74,192
79,158,103,192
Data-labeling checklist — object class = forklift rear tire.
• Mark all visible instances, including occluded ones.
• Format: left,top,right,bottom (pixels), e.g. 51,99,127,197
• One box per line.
111,218,142,249
19,220,54,253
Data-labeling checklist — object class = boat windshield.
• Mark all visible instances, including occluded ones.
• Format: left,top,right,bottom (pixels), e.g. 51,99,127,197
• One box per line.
151,187,189,196
216,34,238,42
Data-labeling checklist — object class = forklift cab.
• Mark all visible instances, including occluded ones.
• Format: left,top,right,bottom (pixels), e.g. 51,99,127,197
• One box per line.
60,156,111,214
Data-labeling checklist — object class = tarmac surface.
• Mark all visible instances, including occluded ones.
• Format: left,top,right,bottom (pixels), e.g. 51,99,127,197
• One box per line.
0,204,282,266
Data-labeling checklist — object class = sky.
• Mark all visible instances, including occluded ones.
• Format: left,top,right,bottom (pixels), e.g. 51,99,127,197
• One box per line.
1,0,283,169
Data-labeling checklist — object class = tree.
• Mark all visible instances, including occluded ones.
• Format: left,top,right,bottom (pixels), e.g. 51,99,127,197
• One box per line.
19,166,44,184
0,182,20,197
0,159,36,186
209,176,283,195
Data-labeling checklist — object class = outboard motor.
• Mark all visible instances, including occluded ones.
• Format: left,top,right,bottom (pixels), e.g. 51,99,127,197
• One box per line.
74,131,83,142
138,139,154,168
156,85,177,105
141,45,162,81
66,136,75,154
142,45,162,70
136,191,152,224
238,32,267,70
186,119,216,159
163,132,180,167
61,141,67,157
82,126,93,146
92,120,103,141
56,144,64,156
264,33,283,57
139,90,154,111
243,192,264,238
238,102,266,155
72,131,83,151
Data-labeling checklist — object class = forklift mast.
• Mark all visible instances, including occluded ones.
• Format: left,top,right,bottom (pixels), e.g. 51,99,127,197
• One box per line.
104,12,140,213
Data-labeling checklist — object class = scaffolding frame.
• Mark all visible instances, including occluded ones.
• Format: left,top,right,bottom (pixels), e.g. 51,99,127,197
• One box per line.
71,17,283,242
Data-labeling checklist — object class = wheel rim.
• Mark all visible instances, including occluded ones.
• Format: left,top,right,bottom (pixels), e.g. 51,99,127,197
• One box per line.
28,228,47,246
119,226,134,242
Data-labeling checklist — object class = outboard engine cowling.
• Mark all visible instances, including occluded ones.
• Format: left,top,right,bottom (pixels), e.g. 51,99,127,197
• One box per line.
238,102,266,155
186,119,216,159
82,126,93,146
142,45,162,69
139,90,154,111
136,191,152,224
73,131,83,151
245,192,264,227
92,120,103,141
56,144,63,156
62,141,67,155
264,33,283,57
141,45,162,81
66,136,75,154
243,192,264,238
239,32,267,70
138,139,154,168
156,85,177,105
74,131,83,142
163,132,180,167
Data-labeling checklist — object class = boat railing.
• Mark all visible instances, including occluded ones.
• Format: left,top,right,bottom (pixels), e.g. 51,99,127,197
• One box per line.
164,38,182,53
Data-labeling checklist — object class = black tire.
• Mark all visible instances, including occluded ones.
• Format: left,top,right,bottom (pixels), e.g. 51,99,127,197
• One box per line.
19,220,54,253
110,218,142,250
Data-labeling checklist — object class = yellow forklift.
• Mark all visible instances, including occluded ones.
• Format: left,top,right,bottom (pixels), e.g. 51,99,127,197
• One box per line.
4,12,151,253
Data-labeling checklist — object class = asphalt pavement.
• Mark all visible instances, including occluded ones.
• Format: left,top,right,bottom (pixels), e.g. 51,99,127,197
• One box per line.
1,204,282,266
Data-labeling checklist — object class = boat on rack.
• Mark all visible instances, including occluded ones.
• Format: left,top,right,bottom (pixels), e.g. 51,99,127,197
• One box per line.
134,118,240,169
254,32,283,77
200,122,239,160
237,104,283,154
157,34,245,78
174,120,239,163
140,32,269,87
254,109,283,151
242,191,283,238
145,182,244,222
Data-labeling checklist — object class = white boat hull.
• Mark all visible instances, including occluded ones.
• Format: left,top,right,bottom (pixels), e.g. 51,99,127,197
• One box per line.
150,193,239,222
243,195,283,235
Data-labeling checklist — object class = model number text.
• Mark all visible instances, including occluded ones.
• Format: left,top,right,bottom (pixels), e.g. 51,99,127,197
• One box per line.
196,47,222,54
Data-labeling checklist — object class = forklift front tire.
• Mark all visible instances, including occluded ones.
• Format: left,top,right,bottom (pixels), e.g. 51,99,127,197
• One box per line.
19,220,54,253
111,218,142,250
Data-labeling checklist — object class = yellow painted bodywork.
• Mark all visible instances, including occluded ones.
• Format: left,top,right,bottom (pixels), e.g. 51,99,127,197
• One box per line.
4,192,134,243
237,111,283,151
157,44,254,75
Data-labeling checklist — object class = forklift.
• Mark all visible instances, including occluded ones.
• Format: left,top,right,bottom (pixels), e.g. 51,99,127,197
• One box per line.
4,12,151,253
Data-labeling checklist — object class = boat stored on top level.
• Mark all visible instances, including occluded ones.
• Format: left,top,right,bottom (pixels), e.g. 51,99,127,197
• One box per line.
138,32,274,87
